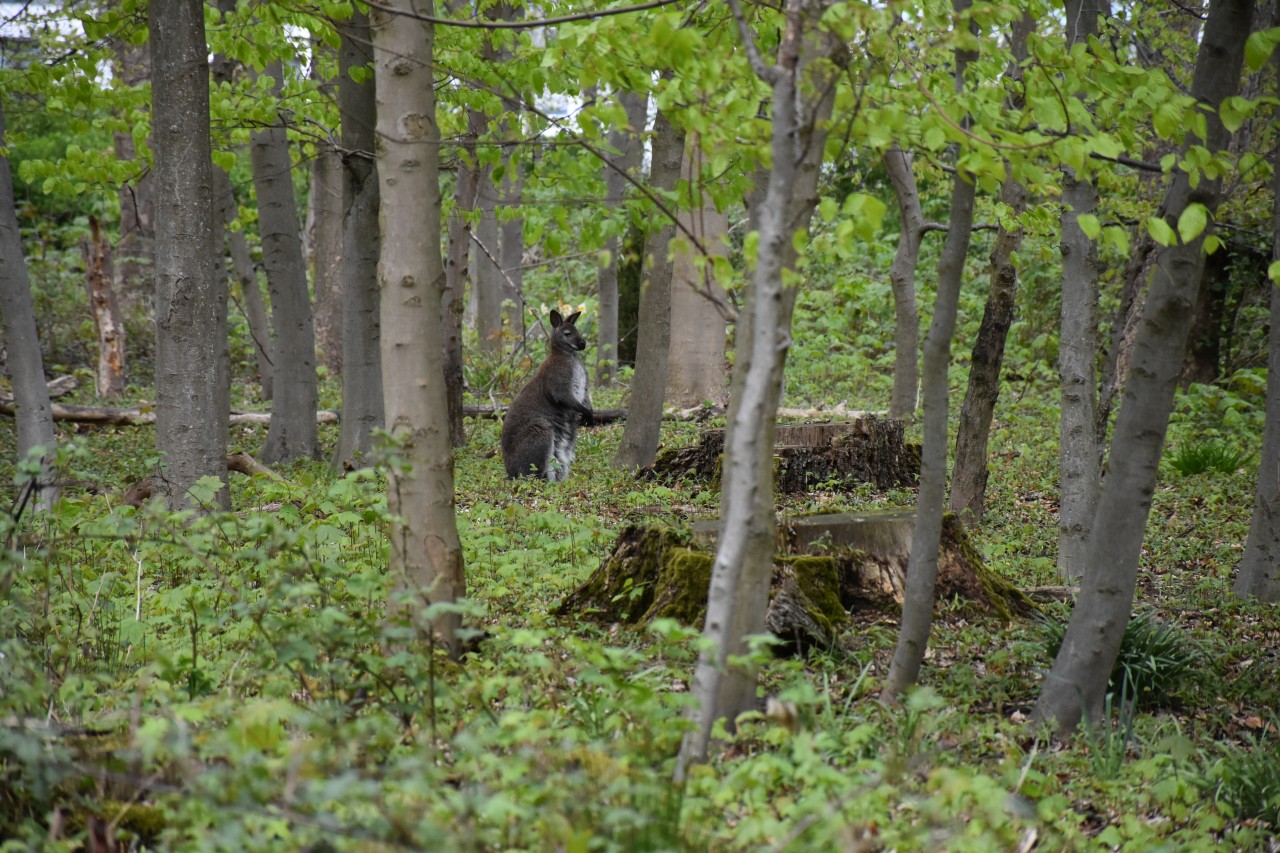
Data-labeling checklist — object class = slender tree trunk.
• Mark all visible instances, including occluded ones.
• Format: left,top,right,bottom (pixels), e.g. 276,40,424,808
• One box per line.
473,174,503,356
0,100,57,510
883,145,924,420
949,13,1032,527
310,139,345,376
666,136,729,408
333,8,384,472
443,102,483,449
81,216,127,399
677,0,843,779
221,181,274,399
1033,0,1252,734
1057,0,1109,580
112,33,153,316
882,0,978,702
372,0,466,654
612,108,685,470
150,0,228,510
1233,22,1280,603
499,147,524,338
252,62,320,463
596,91,649,386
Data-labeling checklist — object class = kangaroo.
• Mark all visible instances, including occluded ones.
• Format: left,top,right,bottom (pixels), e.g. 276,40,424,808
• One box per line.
501,309,594,481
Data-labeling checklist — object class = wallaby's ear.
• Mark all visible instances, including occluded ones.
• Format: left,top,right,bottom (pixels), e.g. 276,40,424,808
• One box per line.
566,311,582,325
550,309,564,327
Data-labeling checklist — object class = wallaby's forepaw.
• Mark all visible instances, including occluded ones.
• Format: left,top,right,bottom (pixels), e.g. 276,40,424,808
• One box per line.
582,410,595,428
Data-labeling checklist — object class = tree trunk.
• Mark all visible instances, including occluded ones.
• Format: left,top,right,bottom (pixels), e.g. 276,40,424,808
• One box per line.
612,106,684,470
473,173,503,356
1233,28,1280,604
1057,0,1109,581
443,85,484,449
252,61,320,464
1180,248,1230,385
0,100,57,511
949,13,1032,527
111,33,153,315
596,91,649,387
1033,0,1252,734
499,145,525,339
221,181,274,399
883,145,924,420
882,0,978,702
666,135,729,408
150,0,228,510
310,138,345,376
81,216,127,399
372,0,466,655
677,0,843,779
333,8,384,472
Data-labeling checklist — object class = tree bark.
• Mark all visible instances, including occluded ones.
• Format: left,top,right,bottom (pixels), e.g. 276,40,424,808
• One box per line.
150,0,228,510
1234,29,1280,603
111,32,153,315
310,136,345,376
1033,0,1252,734
1057,0,1109,580
596,90,649,386
221,181,274,399
372,0,466,655
666,135,729,408
612,106,684,470
949,13,1032,528
677,0,843,779
333,8,384,472
252,61,320,464
0,99,57,511
81,216,127,399
883,145,924,420
882,0,978,702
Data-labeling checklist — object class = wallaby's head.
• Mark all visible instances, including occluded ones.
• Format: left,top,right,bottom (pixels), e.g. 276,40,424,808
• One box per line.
549,310,587,355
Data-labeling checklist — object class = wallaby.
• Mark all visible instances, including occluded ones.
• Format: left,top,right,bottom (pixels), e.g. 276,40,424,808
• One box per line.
501,309,594,481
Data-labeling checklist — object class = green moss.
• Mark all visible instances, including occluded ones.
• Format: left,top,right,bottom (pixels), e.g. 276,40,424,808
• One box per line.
942,513,1037,621
783,555,849,635
647,548,714,625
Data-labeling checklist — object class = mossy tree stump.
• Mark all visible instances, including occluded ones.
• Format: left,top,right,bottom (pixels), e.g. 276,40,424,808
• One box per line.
559,510,1033,654
643,417,920,492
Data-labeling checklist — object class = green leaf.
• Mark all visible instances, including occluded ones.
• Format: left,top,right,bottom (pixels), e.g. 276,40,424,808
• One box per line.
1219,96,1252,133
1147,216,1176,247
1245,27,1280,72
1177,203,1208,244
1203,234,1223,255
1076,213,1100,240
1267,260,1280,283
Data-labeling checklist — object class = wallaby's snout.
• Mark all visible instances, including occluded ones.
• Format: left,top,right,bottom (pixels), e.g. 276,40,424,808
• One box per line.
500,309,595,481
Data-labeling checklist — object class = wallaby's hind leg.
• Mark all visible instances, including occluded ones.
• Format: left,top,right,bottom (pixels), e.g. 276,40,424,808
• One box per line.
504,422,555,479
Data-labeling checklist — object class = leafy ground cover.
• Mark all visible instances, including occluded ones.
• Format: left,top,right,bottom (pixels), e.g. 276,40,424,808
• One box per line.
1,341,1278,850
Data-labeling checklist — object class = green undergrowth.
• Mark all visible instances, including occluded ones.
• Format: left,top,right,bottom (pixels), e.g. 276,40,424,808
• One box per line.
1,372,1277,851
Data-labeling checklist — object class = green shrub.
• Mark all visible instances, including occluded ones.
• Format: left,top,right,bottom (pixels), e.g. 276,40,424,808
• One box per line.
1166,441,1251,476
1212,739,1280,827
1039,612,1201,708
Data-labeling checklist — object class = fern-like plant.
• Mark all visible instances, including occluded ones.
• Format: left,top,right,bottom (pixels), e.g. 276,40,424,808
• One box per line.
1167,441,1251,476
1039,612,1201,708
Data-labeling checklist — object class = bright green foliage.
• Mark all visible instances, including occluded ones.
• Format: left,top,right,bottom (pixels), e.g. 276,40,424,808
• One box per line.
1166,441,1253,477
1212,740,1280,828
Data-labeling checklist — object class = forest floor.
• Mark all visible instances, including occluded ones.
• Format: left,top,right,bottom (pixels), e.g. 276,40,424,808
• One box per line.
1,368,1278,851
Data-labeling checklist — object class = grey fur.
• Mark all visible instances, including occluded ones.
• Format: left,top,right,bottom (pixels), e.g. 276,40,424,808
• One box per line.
501,310,594,480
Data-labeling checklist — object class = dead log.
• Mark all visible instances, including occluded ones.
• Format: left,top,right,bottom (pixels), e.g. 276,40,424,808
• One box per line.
645,416,921,492
0,400,340,427
560,511,1033,654
122,453,284,507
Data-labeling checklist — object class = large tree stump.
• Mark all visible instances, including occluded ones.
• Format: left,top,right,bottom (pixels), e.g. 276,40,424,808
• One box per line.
644,417,920,492
560,510,1033,654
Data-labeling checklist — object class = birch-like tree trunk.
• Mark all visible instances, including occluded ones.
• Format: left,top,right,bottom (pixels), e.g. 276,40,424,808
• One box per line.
82,216,127,398
252,62,320,463
883,144,924,420
612,107,684,470
372,0,466,654
1057,0,1109,580
677,0,843,779
882,0,978,701
0,99,57,511
948,13,1032,527
666,136,729,408
310,140,345,376
596,91,649,386
333,8,384,471
1033,0,1252,733
150,0,227,510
